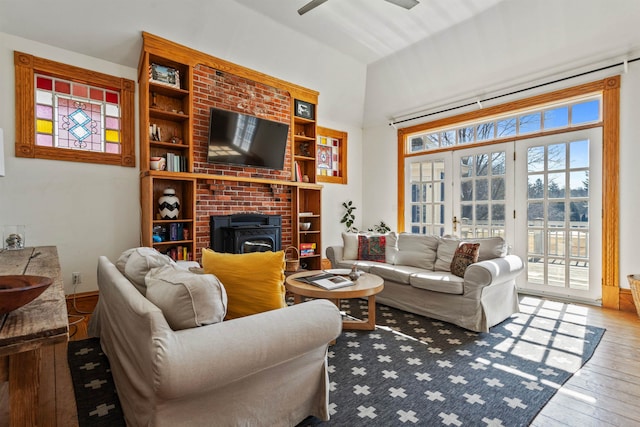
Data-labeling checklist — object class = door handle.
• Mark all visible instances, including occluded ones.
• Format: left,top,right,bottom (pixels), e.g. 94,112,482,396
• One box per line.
453,216,459,232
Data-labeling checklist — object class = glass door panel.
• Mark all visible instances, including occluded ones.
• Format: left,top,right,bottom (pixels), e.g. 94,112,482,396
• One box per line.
514,128,602,302
405,154,451,236
453,143,514,240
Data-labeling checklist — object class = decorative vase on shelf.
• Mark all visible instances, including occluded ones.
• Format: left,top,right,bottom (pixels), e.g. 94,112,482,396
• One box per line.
158,189,180,220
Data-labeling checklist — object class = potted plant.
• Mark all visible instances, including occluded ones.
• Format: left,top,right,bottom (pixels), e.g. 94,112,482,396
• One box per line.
341,200,392,234
340,200,358,232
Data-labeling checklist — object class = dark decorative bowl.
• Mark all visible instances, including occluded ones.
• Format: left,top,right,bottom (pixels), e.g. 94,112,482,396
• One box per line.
0,275,53,315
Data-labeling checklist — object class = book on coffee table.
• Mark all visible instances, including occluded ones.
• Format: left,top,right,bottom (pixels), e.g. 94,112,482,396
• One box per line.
300,273,354,290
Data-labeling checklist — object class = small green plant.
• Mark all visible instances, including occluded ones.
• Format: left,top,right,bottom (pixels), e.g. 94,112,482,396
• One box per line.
340,200,358,232
368,221,391,234
341,200,392,234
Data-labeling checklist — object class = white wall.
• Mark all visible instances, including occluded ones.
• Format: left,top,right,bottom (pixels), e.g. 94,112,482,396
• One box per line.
0,33,140,294
618,64,640,289
0,3,367,292
363,0,640,289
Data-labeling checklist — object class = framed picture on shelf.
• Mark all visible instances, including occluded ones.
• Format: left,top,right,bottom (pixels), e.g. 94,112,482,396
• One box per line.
150,63,180,89
294,99,314,120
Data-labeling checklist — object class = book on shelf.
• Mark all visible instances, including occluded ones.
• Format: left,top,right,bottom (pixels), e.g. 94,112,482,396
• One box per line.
300,249,315,257
169,223,184,241
166,246,190,261
299,242,316,250
164,153,186,172
299,273,353,290
294,161,302,182
169,223,178,241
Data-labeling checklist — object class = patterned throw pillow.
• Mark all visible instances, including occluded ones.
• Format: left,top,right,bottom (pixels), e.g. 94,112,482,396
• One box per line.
450,242,480,278
357,235,387,262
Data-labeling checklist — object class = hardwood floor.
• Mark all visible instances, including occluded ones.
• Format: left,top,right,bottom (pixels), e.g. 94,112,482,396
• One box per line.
528,297,640,426
65,292,97,342
65,293,640,426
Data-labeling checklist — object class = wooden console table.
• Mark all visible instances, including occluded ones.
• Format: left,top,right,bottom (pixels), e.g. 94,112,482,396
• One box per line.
0,246,77,427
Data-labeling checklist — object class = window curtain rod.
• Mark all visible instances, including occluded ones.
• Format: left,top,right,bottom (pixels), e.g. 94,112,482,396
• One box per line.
389,56,640,127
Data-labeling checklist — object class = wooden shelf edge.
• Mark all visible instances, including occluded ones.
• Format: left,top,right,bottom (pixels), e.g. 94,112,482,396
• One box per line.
294,155,315,161
294,135,315,142
153,240,193,246
149,82,189,97
141,170,322,188
150,141,189,149
294,116,315,124
149,108,189,121
140,170,195,180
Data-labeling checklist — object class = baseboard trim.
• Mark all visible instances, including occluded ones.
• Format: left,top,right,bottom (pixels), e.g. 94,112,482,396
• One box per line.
619,288,638,313
65,290,99,301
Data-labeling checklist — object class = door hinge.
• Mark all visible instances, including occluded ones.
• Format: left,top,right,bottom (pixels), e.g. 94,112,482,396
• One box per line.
513,152,516,161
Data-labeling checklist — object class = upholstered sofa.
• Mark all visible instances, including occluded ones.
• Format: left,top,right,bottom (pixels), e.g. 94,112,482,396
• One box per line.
88,248,342,427
327,233,524,332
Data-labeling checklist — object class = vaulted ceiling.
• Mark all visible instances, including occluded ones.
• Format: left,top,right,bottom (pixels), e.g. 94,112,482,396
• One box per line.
235,0,505,64
0,0,505,67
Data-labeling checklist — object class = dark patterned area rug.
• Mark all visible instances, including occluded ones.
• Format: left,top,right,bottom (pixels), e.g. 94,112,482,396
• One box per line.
67,338,125,427
301,296,605,426
68,297,604,426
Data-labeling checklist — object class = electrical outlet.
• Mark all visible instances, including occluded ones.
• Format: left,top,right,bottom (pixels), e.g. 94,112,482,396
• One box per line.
72,272,81,285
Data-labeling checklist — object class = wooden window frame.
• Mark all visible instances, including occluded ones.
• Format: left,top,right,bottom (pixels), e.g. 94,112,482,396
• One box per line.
397,76,620,309
14,51,135,167
316,126,347,184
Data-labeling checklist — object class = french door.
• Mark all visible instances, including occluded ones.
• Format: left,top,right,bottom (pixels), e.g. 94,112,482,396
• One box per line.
405,129,602,303
405,142,514,239
513,128,602,302
451,143,515,240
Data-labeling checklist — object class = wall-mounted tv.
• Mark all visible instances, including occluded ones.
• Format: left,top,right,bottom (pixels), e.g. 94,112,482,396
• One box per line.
207,107,289,170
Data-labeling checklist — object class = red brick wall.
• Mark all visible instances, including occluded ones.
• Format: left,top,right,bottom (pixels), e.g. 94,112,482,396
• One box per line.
191,65,293,259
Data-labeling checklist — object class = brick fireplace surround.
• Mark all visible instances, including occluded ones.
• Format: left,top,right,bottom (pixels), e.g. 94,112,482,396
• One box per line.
190,64,294,260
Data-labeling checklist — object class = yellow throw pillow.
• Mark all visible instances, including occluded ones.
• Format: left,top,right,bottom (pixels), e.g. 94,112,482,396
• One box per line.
202,249,286,319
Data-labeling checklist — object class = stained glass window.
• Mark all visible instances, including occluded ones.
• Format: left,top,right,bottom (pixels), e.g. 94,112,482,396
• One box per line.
317,136,338,175
35,74,121,154
316,127,347,184
14,52,135,167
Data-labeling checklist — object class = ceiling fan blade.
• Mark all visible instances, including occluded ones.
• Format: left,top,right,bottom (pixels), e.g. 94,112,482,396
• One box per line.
385,0,419,10
298,0,329,15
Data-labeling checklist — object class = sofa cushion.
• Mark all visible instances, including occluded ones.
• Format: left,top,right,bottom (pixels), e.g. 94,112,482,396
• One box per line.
343,232,398,263
383,232,398,264
117,247,176,295
145,265,228,330
342,232,359,260
394,233,438,270
201,249,287,320
450,242,480,277
329,259,382,273
434,237,460,272
357,235,387,262
409,271,465,294
465,237,508,261
369,264,425,285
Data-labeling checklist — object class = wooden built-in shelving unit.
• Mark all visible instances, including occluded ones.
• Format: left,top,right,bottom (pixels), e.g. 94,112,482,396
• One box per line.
138,32,322,266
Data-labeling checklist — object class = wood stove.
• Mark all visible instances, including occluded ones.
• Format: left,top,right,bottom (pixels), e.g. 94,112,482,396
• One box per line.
210,214,282,254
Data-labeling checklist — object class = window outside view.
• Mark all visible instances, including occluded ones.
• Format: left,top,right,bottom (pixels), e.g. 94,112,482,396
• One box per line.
407,98,601,295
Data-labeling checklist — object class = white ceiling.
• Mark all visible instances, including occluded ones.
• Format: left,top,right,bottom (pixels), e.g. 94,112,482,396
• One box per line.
0,0,505,67
235,0,506,64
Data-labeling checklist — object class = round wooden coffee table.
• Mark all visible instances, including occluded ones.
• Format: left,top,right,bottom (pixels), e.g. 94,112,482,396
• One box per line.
285,271,384,330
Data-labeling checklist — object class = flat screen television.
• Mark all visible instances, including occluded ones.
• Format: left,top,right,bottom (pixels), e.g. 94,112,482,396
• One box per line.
207,107,290,170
